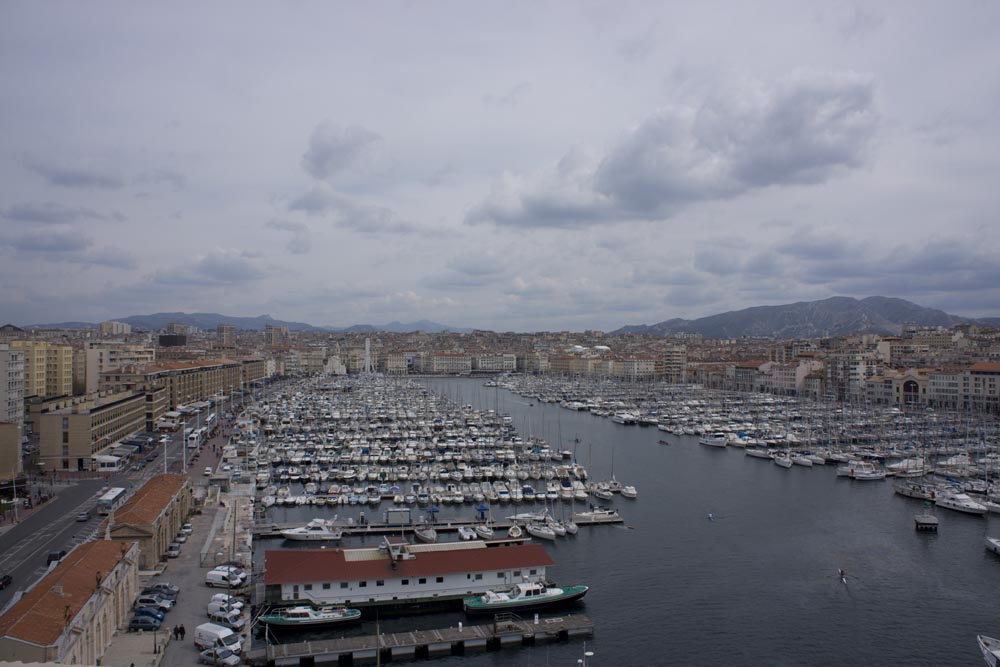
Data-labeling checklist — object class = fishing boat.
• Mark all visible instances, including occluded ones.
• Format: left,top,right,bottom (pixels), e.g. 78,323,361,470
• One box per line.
259,604,361,628
978,635,1000,667
985,536,1000,556
280,518,343,541
462,581,589,615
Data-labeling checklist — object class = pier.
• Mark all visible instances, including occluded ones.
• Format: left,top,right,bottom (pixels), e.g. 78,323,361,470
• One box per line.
253,516,621,539
247,613,594,665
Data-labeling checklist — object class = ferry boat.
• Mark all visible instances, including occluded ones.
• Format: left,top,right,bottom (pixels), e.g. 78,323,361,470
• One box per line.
259,604,361,628
462,581,588,615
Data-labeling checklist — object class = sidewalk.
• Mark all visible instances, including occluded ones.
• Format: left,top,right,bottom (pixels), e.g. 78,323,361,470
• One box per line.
100,630,172,667
0,495,57,535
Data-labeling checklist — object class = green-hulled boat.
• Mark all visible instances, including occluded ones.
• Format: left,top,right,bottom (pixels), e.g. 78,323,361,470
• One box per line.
462,581,588,615
259,604,362,628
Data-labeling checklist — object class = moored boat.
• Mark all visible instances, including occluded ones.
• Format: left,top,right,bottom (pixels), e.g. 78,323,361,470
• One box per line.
280,518,343,541
259,604,361,628
935,491,987,515
978,634,1000,667
462,581,588,615
985,536,1000,556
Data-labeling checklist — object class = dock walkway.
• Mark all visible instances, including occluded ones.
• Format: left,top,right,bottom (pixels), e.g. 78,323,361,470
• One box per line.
248,613,593,665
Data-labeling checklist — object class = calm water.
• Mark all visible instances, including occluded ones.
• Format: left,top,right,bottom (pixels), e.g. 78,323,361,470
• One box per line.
257,379,1000,666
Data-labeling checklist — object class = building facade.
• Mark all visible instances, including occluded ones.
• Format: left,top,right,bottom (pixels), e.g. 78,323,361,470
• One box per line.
10,341,73,398
36,391,148,471
109,474,192,569
0,540,140,665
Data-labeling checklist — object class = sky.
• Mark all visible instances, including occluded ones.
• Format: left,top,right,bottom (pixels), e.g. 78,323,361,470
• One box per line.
2,1,999,331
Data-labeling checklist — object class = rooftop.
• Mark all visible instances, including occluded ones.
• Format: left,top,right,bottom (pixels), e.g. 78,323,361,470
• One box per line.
114,474,187,526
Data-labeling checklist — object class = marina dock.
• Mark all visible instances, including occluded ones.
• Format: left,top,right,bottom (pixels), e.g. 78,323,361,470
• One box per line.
253,515,621,539
247,613,594,665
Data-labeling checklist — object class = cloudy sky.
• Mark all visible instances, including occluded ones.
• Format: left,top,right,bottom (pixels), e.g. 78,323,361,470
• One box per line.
2,2,999,331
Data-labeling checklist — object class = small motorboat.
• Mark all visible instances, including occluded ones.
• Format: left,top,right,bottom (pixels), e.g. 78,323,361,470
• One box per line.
457,525,477,541
978,635,1000,667
985,536,1000,556
620,485,638,498
280,518,343,542
414,525,438,543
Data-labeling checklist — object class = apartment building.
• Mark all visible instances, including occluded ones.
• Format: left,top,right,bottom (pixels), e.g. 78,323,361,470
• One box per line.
0,540,140,665
83,342,156,394
0,345,24,428
99,320,132,335
217,324,236,348
35,391,149,471
10,340,73,398
472,353,517,373
431,353,472,374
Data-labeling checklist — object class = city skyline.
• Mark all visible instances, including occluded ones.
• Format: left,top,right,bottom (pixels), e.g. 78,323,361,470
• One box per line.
2,3,999,330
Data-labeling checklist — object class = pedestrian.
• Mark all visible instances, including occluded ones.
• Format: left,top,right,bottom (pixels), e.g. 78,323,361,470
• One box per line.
180,624,186,640
172,625,178,639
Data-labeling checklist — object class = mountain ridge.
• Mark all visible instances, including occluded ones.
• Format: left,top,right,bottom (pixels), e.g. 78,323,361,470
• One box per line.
613,296,985,338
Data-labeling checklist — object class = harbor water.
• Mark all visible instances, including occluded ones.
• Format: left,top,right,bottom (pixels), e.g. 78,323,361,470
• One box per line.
257,378,1000,666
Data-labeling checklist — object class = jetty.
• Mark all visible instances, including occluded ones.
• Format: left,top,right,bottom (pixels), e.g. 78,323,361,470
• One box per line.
247,613,594,665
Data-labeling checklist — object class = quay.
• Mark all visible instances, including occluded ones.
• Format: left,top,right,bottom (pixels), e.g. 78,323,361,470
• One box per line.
247,613,594,666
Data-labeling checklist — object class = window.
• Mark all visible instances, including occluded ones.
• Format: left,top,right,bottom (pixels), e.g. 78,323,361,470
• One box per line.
497,573,504,579
323,583,330,590
304,584,312,591
340,582,349,589
529,569,537,575
376,580,384,586
359,581,367,588
401,579,409,586
475,573,482,580
513,571,521,577
436,576,443,583
418,578,426,585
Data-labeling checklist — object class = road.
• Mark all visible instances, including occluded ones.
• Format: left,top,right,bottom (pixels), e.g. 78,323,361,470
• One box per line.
0,478,105,608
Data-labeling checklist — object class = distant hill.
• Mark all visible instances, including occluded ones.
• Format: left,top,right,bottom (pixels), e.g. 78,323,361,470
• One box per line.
25,312,472,334
614,296,985,338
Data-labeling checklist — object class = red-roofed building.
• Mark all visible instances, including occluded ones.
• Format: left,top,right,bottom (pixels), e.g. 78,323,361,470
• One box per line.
109,474,192,568
0,540,139,664
263,541,554,608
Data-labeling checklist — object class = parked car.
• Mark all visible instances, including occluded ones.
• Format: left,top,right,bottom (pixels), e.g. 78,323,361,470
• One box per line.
76,510,91,522
198,648,241,666
180,523,194,535
133,606,165,622
167,543,181,558
145,582,180,596
207,610,245,631
142,586,178,601
135,594,173,611
175,533,188,544
46,550,67,565
209,594,244,611
0,574,12,590
128,616,162,632
207,600,242,617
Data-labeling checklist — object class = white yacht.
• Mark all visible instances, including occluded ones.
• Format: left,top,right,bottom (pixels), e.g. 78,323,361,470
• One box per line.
935,491,987,515
698,432,728,447
281,518,343,541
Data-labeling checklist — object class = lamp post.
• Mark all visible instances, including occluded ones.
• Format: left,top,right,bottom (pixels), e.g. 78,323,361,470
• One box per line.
577,642,594,667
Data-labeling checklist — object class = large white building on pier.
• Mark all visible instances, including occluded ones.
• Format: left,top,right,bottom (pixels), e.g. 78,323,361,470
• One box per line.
264,540,553,608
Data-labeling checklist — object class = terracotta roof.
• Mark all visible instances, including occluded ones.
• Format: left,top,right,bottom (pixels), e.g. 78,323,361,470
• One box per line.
114,474,187,526
0,541,135,647
265,543,553,585
969,362,1000,372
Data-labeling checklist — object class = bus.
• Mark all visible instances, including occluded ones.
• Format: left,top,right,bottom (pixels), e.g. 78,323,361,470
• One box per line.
187,427,207,449
96,487,128,515
206,413,217,434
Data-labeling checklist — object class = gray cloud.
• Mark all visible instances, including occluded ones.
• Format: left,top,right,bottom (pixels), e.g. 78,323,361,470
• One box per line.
10,231,92,253
22,155,124,189
1,202,121,224
482,82,532,108
134,169,186,191
422,254,507,290
265,219,310,255
301,121,382,180
469,71,878,228
290,186,418,234
152,250,268,286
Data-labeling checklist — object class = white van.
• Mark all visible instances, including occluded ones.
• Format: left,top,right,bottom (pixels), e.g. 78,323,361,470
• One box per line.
208,609,246,631
194,622,243,654
205,570,242,588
